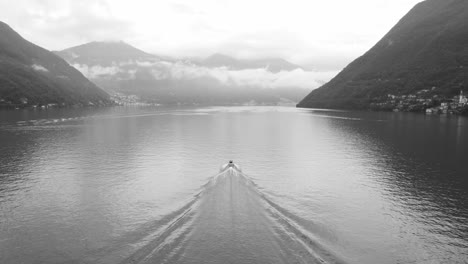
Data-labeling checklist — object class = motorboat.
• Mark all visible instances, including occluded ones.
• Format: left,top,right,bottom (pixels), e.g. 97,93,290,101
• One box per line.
220,160,242,172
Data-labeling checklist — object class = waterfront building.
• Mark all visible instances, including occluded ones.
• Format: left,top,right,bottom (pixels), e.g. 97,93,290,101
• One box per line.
459,90,468,105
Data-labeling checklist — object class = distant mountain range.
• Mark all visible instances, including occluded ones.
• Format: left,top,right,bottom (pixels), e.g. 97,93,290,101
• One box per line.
0,21,110,107
55,41,317,106
298,0,468,109
193,53,303,73
56,43,302,72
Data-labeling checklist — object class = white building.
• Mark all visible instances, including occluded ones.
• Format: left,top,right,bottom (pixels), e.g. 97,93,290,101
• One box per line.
459,90,468,105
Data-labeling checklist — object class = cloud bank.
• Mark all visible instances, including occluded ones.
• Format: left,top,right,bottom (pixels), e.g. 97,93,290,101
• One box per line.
72,60,338,90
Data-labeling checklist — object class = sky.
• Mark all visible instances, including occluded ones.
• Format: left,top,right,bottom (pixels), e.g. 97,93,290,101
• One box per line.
0,0,422,71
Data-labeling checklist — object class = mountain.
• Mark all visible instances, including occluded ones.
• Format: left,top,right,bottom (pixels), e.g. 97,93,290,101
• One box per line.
56,42,316,106
297,0,468,109
199,53,303,73
0,21,110,106
54,41,156,66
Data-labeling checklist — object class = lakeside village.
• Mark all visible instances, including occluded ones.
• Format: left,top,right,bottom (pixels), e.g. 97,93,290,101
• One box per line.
2,89,468,114
0,98,112,109
370,89,468,115
0,93,141,109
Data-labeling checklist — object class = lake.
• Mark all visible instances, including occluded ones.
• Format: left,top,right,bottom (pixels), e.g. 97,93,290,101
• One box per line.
0,106,467,264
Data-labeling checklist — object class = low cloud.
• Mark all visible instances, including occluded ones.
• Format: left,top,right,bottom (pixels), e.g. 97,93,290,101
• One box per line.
166,62,336,89
73,64,121,78
31,64,49,72
72,60,338,90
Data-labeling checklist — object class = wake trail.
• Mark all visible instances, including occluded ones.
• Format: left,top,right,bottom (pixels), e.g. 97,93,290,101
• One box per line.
88,169,348,264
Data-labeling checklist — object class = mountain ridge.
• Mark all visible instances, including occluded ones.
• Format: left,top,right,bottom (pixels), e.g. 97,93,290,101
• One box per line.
54,41,157,66
56,41,303,72
198,53,303,72
297,0,468,109
55,41,313,106
0,21,110,106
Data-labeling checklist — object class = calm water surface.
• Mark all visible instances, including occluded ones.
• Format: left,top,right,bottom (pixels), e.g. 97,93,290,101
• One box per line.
0,106,467,264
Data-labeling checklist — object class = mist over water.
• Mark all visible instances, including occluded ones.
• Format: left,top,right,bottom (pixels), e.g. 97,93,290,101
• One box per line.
0,106,467,264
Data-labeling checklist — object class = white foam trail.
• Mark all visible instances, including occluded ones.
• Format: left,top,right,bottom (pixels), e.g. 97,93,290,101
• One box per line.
86,169,348,264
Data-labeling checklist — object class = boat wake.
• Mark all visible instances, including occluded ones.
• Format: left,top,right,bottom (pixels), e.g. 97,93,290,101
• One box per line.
85,168,347,264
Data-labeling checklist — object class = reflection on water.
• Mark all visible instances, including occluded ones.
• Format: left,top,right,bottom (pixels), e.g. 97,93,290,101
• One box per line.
0,106,467,264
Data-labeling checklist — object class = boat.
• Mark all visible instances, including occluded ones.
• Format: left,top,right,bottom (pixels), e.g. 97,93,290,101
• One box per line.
220,160,242,172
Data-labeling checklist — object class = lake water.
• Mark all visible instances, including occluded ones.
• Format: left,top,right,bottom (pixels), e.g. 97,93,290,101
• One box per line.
0,106,467,264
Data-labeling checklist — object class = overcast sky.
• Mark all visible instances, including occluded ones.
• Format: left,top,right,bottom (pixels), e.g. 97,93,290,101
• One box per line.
0,0,422,70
